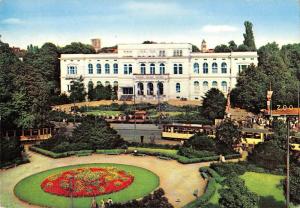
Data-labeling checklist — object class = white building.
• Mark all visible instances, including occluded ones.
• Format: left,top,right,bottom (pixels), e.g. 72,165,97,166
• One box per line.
60,42,258,101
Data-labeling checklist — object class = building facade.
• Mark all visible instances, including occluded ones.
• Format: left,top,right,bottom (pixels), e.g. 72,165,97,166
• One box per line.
60,43,258,101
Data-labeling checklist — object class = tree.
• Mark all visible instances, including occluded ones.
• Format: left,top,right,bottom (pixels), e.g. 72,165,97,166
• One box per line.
69,76,86,102
182,134,217,152
288,166,300,205
60,42,95,54
248,120,286,170
142,40,157,44
230,64,268,113
192,45,200,52
87,81,95,101
216,119,241,151
237,44,250,51
243,21,256,51
228,40,238,51
214,44,231,53
219,177,259,208
202,88,226,121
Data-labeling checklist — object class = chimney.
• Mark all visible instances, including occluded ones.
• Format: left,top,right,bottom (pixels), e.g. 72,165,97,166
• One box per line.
91,38,101,52
201,39,207,53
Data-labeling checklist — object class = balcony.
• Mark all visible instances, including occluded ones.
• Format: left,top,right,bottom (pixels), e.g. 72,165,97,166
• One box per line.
65,74,80,80
133,73,169,81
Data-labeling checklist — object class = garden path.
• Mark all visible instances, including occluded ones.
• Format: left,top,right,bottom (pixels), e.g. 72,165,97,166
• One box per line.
0,150,211,208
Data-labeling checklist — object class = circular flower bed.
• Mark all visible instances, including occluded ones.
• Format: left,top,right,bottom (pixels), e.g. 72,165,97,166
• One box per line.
41,167,134,197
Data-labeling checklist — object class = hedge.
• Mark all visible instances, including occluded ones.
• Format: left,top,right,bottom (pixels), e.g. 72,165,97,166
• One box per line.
29,146,93,158
183,178,217,208
30,146,241,164
199,167,223,183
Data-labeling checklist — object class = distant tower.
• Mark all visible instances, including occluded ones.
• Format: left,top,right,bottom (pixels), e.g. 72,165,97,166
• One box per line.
91,38,101,52
201,39,208,52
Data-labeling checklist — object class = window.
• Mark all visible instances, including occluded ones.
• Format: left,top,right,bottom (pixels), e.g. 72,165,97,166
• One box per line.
68,66,77,74
212,63,218,73
124,64,128,74
105,63,110,74
221,62,227,74
140,63,146,74
194,63,199,74
150,63,155,74
173,64,178,74
159,63,165,74
147,82,154,95
137,82,144,95
203,81,208,91
157,82,164,95
203,63,208,74
88,63,93,74
221,81,227,92
159,50,166,57
238,65,248,73
96,63,101,74
178,64,183,74
194,81,200,93
173,49,183,56
128,64,133,74
105,81,110,86
212,81,218,88
176,83,181,93
113,63,118,74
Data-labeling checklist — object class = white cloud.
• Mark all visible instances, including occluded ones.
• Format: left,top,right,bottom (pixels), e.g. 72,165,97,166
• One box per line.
1,18,24,25
122,1,187,15
201,25,238,33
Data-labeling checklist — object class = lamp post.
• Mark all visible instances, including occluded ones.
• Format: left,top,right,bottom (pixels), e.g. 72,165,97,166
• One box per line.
133,83,136,142
286,118,290,208
69,175,74,208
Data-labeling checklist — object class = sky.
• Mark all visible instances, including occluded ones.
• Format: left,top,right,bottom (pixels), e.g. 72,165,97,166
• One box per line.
0,0,299,49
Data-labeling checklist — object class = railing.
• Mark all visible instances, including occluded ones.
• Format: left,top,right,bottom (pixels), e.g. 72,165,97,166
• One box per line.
133,73,169,80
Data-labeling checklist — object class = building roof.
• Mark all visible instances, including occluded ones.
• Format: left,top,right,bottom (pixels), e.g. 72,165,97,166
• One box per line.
271,108,300,116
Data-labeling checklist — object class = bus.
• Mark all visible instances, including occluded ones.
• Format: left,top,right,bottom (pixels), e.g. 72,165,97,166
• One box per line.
240,128,273,150
161,123,215,140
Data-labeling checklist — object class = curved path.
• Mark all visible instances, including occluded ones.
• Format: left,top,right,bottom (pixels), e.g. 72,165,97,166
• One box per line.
0,150,209,208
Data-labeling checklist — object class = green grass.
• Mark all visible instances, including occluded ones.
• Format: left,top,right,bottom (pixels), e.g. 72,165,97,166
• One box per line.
128,147,178,156
14,163,159,208
85,110,121,116
240,172,285,208
208,182,222,205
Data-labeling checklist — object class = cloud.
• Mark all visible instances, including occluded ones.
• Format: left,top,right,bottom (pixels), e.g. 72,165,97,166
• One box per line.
201,25,238,33
122,1,187,15
1,18,24,25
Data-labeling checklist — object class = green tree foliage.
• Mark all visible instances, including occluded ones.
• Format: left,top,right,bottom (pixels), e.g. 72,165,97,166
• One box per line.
230,64,268,113
13,64,51,128
202,88,226,120
60,42,96,54
93,83,113,100
214,44,231,53
39,116,125,152
219,177,259,208
243,21,256,51
216,119,241,151
228,40,238,51
288,166,300,205
0,137,24,166
248,120,286,170
182,134,217,152
87,81,95,101
192,44,200,52
69,76,86,102
231,42,299,112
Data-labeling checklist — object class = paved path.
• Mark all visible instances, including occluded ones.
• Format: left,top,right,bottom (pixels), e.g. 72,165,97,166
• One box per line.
0,150,209,208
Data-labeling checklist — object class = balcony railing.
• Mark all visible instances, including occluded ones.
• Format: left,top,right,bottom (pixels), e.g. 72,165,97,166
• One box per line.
133,73,169,80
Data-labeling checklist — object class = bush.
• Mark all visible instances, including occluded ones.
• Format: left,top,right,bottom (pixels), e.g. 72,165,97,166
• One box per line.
199,167,223,182
128,142,179,150
210,162,247,177
96,149,125,155
182,134,217,152
183,178,217,208
178,147,216,159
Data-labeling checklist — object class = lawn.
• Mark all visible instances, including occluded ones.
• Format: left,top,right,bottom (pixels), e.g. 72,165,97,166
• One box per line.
14,163,159,208
205,171,285,208
85,110,121,116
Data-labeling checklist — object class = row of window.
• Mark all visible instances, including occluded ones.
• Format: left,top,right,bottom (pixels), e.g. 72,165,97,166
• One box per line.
69,62,233,75
193,62,227,74
175,81,228,93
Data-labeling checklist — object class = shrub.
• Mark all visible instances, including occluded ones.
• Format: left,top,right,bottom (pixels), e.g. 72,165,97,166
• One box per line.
183,178,217,208
182,134,217,152
178,147,216,159
210,162,247,177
